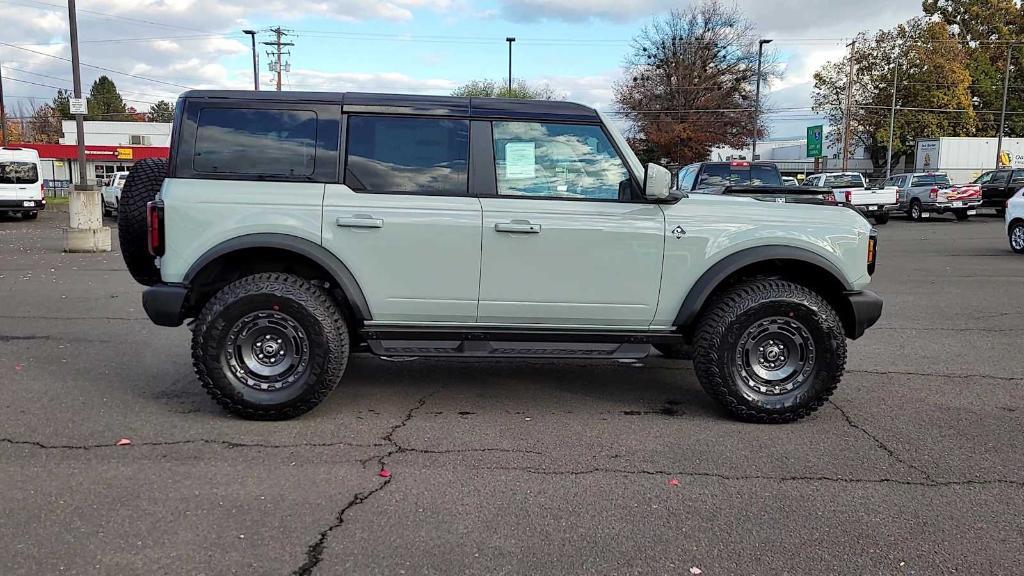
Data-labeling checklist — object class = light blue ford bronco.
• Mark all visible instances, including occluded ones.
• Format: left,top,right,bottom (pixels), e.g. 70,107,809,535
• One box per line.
117,91,882,423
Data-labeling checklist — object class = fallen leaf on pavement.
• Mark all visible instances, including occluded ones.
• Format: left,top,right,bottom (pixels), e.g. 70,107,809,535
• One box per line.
668,479,680,487
379,469,391,478
116,438,133,446
690,568,703,575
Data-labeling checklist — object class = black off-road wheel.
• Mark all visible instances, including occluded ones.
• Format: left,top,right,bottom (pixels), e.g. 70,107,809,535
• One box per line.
693,279,847,423
873,212,889,225
654,343,693,360
117,158,166,286
1010,221,1024,254
191,273,349,420
954,210,970,221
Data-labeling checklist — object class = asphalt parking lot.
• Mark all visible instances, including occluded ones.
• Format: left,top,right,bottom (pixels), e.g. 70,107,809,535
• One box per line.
1,207,1021,575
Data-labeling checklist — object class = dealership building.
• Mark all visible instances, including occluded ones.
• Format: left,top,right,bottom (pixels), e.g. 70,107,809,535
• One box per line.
13,121,170,191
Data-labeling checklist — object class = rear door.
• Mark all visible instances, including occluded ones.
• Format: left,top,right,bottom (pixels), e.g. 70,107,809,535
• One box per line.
476,120,664,327
322,114,482,323
0,157,41,202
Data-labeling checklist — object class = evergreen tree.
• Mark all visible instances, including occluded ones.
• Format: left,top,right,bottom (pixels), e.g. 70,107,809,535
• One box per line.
87,76,128,121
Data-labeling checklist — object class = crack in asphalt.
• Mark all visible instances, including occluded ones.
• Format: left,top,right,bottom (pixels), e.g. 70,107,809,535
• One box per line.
828,400,934,482
480,466,1024,488
848,369,1023,382
0,437,386,450
292,389,440,576
0,334,51,342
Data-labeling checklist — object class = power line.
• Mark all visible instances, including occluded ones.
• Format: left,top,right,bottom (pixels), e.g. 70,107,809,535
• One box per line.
0,0,214,34
0,40,193,90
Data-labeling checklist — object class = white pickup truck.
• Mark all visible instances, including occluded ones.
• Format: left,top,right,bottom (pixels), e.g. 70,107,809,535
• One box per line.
804,172,896,224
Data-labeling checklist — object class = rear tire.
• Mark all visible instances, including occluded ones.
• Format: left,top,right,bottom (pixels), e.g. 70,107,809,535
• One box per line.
117,158,166,286
23,211,38,220
873,212,890,225
908,200,923,221
191,273,349,420
954,210,970,221
1010,222,1024,254
693,279,846,424
996,208,1006,217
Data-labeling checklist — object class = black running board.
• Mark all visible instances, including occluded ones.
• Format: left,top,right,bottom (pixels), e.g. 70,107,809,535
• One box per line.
361,327,682,359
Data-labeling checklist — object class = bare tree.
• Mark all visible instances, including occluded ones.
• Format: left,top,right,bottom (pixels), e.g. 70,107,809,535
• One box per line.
615,0,778,165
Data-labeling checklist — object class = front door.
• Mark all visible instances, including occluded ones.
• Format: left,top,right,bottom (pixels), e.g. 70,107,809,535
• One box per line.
477,120,665,327
323,114,482,323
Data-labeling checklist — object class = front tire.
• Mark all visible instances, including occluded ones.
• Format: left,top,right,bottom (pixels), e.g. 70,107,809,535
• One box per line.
1010,222,1024,254
693,279,847,423
873,211,890,225
954,210,970,221
191,273,349,420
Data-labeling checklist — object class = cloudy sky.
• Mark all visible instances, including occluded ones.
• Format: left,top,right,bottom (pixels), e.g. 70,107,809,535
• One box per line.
0,0,923,138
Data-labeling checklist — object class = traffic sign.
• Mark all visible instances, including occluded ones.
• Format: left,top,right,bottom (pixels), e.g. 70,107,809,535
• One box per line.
807,125,823,158
69,98,87,115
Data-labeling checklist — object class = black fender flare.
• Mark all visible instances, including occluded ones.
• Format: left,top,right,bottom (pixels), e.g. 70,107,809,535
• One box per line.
673,245,853,328
183,233,372,320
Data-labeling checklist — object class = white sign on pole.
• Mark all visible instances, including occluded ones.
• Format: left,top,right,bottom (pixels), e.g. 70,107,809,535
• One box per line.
69,98,87,115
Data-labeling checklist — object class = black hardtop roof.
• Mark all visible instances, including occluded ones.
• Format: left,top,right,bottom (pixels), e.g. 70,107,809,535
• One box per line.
178,90,600,122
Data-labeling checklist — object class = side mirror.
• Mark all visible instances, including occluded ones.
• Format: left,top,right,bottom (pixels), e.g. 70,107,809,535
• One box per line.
644,163,671,200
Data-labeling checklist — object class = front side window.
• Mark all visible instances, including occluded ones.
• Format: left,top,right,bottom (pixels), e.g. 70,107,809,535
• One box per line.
193,108,317,176
990,171,1011,186
345,116,469,195
678,165,697,190
492,121,632,200
973,171,993,185
0,162,40,184
802,176,819,186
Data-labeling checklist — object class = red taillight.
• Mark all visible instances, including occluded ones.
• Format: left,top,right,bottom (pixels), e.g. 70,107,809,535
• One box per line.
147,201,164,257
824,192,837,205
39,182,45,198
844,190,853,204
929,187,938,200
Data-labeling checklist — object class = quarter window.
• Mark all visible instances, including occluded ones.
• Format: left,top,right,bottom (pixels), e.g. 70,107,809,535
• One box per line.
1011,171,1024,185
345,116,469,195
193,108,318,176
492,121,632,200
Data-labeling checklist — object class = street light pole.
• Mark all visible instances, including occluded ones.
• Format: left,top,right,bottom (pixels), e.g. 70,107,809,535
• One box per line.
64,0,111,252
0,62,7,146
841,39,857,172
751,38,772,161
506,37,516,95
996,44,1013,169
886,57,899,179
243,30,259,91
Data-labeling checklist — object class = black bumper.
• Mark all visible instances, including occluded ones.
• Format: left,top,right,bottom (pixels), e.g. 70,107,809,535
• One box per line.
142,284,189,327
843,290,883,340
0,199,46,211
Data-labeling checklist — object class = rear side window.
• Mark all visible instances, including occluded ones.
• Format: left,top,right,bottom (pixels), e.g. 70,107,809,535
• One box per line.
345,116,469,195
0,161,39,184
989,171,1010,186
193,108,317,176
911,174,951,187
1011,171,1024,185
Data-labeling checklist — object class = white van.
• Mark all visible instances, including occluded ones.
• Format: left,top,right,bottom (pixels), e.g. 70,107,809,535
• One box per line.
0,147,46,219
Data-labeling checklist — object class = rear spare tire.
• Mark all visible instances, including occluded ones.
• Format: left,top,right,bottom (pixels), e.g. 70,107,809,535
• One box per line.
118,158,166,286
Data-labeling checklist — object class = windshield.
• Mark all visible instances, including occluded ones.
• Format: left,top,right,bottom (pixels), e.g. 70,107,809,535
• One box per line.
696,164,781,188
911,174,951,187
0,161,40,184
822,173,865,188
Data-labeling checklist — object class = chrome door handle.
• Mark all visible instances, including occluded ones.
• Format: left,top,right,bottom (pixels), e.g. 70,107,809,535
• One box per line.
495,221,541,234
336,215,383,229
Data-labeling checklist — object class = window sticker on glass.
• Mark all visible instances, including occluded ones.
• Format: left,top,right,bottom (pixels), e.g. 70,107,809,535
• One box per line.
504,142,536,179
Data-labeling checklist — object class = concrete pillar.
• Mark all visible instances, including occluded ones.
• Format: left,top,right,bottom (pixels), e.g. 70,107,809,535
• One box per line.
63,187,111,253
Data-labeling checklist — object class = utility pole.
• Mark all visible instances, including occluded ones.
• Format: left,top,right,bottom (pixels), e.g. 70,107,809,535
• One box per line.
886,57,899,179
751,38,772,161
996,44,1014,169
0,61,7,146
262,27,293,92
841,39,856,172
64,0,111,252
242,29,259,91
506,37,516,95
